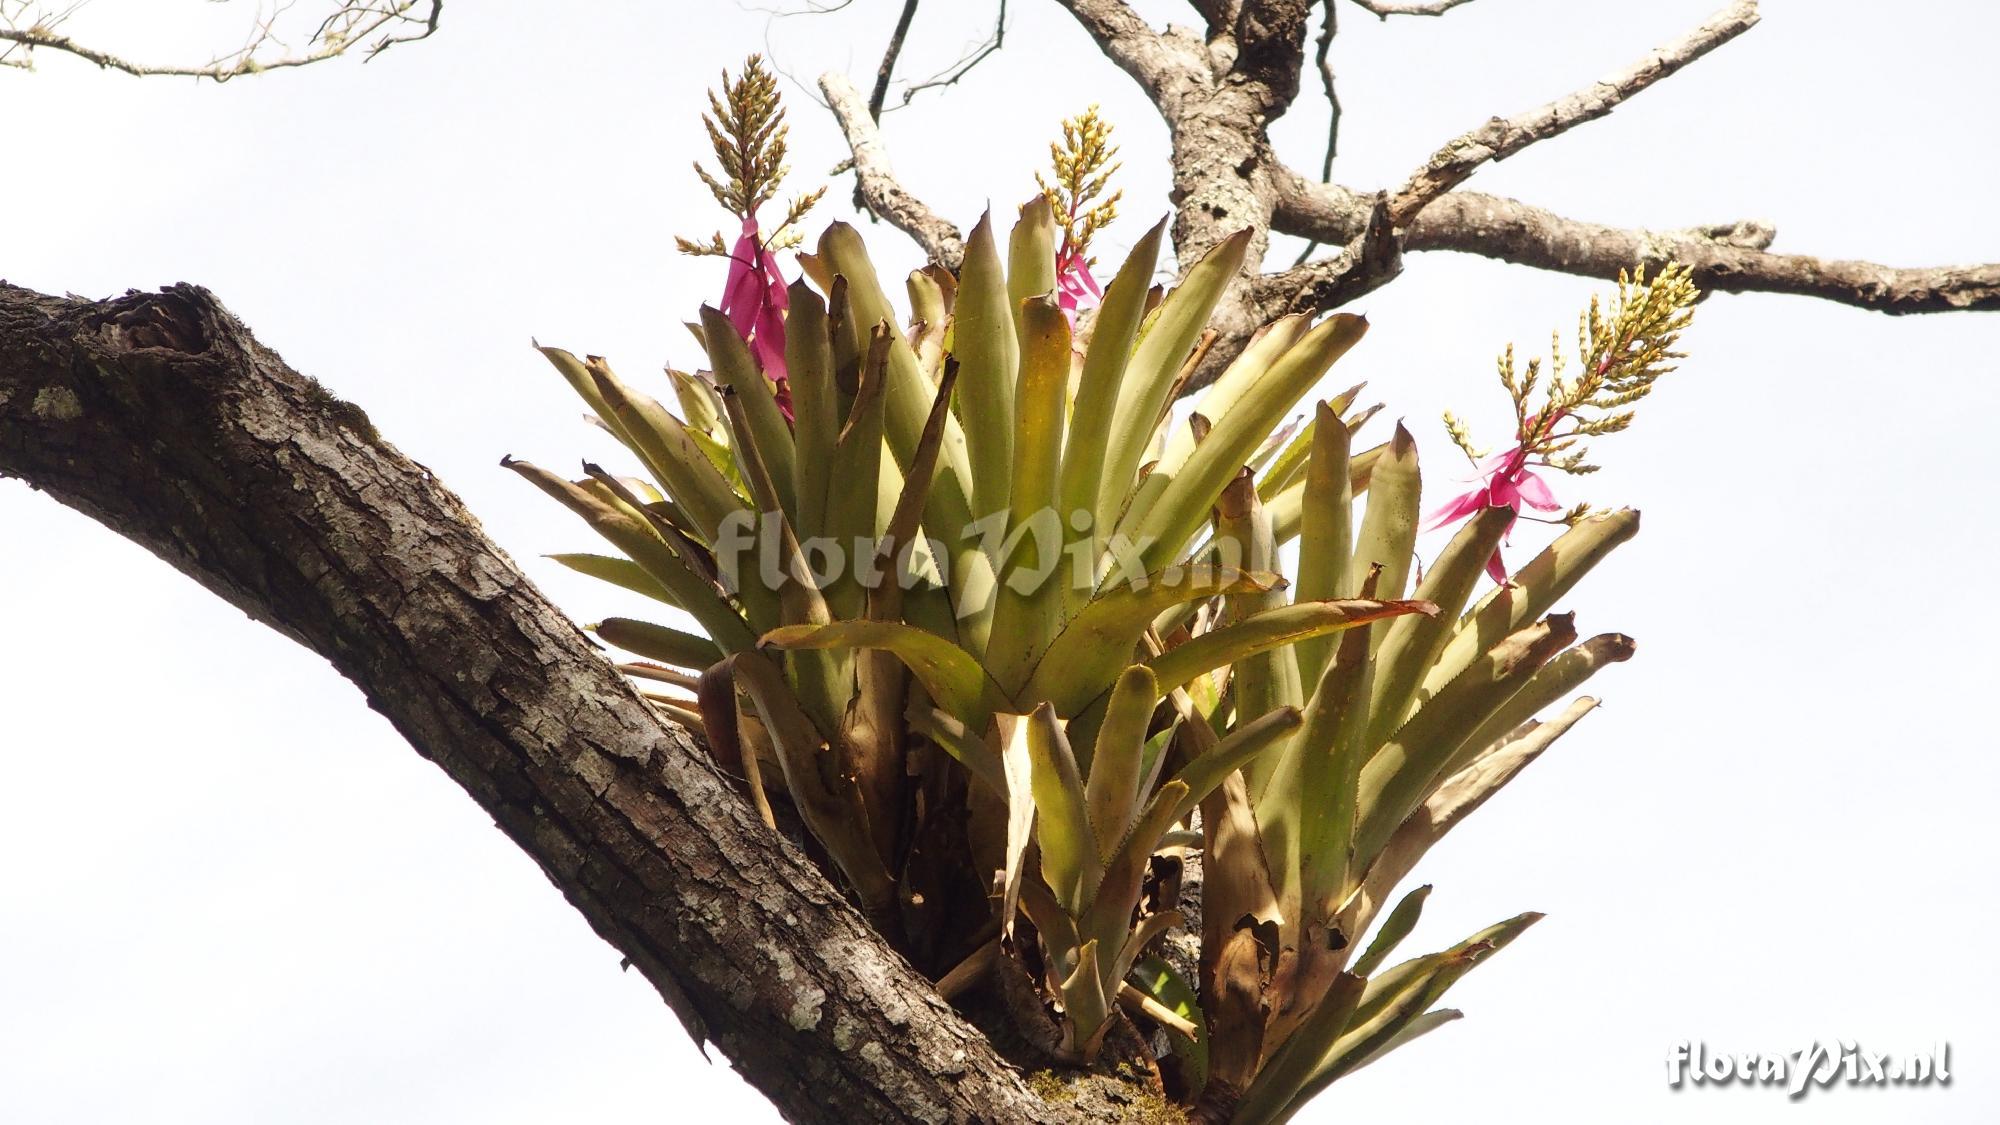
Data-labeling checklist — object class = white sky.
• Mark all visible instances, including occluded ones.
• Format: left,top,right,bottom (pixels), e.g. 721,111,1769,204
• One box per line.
3,1,1996,1121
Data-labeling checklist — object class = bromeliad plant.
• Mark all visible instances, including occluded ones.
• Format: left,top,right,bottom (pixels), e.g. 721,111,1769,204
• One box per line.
509,69,1694,1122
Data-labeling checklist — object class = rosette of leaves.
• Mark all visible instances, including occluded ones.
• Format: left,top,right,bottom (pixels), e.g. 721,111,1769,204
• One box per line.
511,201,1682,1120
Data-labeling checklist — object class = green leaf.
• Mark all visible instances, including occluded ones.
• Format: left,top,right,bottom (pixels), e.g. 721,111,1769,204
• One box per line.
1024,567,1285,716
998,716,1039,939
1353,615,1578,867
784,282,840,542
1027,703,1099,914
586,360,746,545
504,458,757,653
1164,705,1303,823
1365,505,1515,748
1345,422,1421,630
823,326,893,619
1059,218,1164,599
907,706,1006,797
1447,632,1634,780
817,222,979,565
866,364,962,625
1132,313,1369,571
1396,696,1602,874
546,552,675,605
1157,313,1313,476
537,344,624,441
1350,884,1430,978
1210,471,1301,805
1257,384,1365,501
592,617,724,669
700,304,798,525
1268,440,1386,545
1144,599,1433,694
1080,779,1188,982
1096,229,1251,536
1231,972,1366,1125
1008,193,1059,342
706,389,843,732
666,367,728,443
1084,666,1159,865
1292,400,1354,687
760,619,1000,725
986,296,1074,692
1340,1007,1461,1076
1266,594,1375,932
1057,937,1112,1060
1262,914,1540,1124
1110,909,1183,998
952,212,1018,522
1419,508,1640,703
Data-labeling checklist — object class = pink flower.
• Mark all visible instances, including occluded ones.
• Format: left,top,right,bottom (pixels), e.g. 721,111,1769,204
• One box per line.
1055,246,1103,328
720,214,792,419
1424,445,1563,583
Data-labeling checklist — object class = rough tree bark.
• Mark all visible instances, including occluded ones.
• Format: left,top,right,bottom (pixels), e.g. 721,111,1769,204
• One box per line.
829,0,2000,389
0,281,1086,1124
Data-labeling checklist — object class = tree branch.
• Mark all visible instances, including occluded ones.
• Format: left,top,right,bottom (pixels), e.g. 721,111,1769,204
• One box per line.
1347,0,1475,17
0,1,442,80
1406,192,2000,312
897,0,1008,107
1254,191,1401,314
1388,0,1760,225
868,0,922,120
1049,0,1205,114
821,71,966,269
1273,174,2000,313
0,281,1068,1124
1291,0,1340,266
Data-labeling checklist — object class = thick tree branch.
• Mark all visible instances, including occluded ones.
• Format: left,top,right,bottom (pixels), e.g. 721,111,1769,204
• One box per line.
0,281,1069,1124
821,72,966,270
1274,175,2000,313
1049,0,1205,115
1389,0,1760,224
1254,191,1400,314
1406,192,2000,312
1223,0,1315,115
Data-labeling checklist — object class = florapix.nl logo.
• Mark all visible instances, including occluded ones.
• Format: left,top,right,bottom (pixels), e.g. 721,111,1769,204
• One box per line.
1667,1040,1951,1099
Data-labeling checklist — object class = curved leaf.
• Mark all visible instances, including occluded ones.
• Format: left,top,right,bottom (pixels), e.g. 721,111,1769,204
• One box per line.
1025,567,1286,715
761,619,999,723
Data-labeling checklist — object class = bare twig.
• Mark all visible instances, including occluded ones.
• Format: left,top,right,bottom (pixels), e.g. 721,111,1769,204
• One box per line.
0,0,441,80
1292,0,1340,266
1118,982,1199,1038
1388,0,1760,225
821,71,966,269
898,0,1007,106
1348,0,1476,18
868,0,922,119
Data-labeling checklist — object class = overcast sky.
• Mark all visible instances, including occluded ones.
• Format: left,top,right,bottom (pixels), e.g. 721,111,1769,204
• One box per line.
4,1,1997,1121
